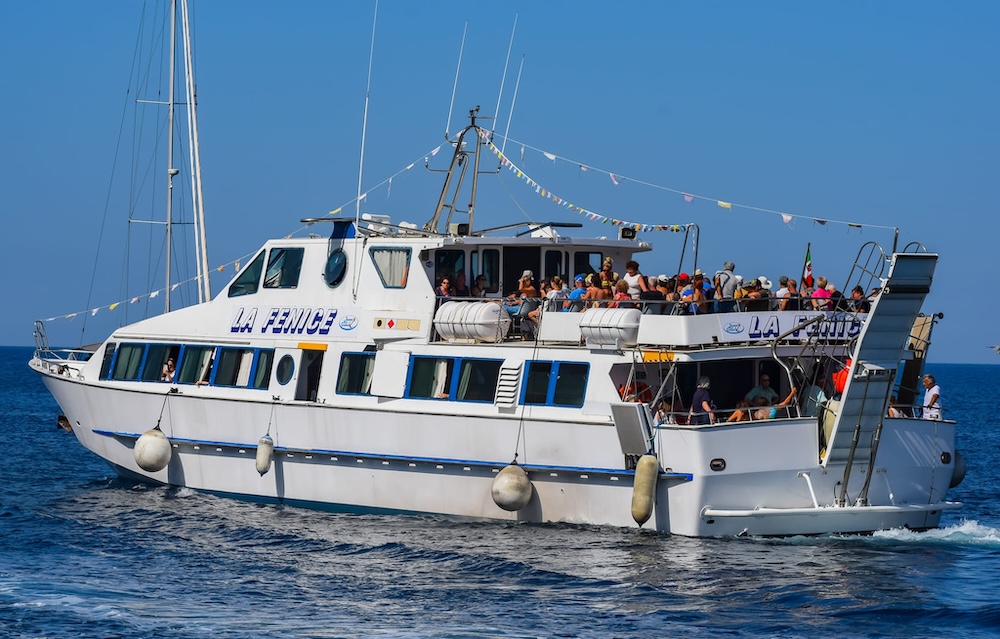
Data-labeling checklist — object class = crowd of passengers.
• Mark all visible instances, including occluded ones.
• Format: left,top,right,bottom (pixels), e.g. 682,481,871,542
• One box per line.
435,258,876,317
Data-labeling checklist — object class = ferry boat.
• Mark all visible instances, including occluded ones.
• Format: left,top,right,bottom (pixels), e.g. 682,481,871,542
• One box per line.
30,102,964,536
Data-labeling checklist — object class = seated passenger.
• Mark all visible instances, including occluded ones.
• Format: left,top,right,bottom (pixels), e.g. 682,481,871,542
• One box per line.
503,270,538,315
753,388,798,420
609,280,635,309
744,374,779,405
471,275,488,298
436,276,451,297
811,276,832,310
564,274,588,311
887,395,906,418
639,276,666,314
161,358,176,382
849,285,871,313
545,275,568,311
726,399,752,423
680,272,708,314
452,272,471,297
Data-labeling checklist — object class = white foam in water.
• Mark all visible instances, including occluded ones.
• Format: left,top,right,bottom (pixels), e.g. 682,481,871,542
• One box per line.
873,519,1000,545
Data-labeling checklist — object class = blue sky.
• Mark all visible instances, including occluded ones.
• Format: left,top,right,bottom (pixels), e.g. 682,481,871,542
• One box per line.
1,1,998,363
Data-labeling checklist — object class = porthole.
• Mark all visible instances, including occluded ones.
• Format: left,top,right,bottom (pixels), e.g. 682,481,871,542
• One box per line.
276,355,295,385
324,248,348,287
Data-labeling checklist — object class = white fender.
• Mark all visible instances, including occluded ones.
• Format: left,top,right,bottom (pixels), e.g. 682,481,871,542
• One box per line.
631,454,659,526
491,463,533,511
134,429,171,472
255,435,274,476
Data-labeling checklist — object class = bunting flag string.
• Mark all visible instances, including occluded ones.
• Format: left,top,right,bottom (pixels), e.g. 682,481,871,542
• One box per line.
497,133,898,232
37,252,258,324
476,128,691,233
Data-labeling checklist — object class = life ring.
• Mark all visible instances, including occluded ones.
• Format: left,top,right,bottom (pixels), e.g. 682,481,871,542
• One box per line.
619,382,652,403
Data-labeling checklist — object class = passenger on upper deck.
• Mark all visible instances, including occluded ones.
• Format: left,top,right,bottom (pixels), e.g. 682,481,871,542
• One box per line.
772,276,790,310
472,275,488,298
638,276,666,314
452,272,471,297
681,271,710,314
622,261,649,299
601,257,619,284
849,285,871,313
744,373,779,405
564,274,588,311
609,280,635,309
545,275,568,311
781,278,802,311
599,271,614,300
503,270,538,315
715,261,739,312
811,276,832,310
436,276,451,297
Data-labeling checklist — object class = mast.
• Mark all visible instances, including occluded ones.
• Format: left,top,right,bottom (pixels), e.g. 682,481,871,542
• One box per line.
424,108,484,234
180,0,210,303
164,0,178,313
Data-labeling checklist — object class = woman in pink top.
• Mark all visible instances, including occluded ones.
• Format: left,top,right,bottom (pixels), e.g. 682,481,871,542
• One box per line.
811,276,832,310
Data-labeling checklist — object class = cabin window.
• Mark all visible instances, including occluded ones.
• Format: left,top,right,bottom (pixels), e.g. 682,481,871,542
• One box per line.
573,252,603,278
408,356,454,399
370,247,411,288
214,348,256,387
111,344,145,381
276,355,295,385
324,248,348,288
434,250,465,289
251,350,274,389
177,346,215,385
99,342,117,380
229,250,266,297
523,361,589,407
337,352,376,395
263,247,305,289
456,359,503,402
471,249,500,294
142,344,179,382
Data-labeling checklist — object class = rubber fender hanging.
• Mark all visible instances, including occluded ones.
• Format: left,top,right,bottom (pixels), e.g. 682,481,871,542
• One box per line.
631,454,659,526
134,428,172,472
255,435,274,476
491,463,533,511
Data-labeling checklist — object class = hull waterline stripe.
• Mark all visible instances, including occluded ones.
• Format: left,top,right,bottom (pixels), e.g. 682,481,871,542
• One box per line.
700,502,962,518
94,429,693,481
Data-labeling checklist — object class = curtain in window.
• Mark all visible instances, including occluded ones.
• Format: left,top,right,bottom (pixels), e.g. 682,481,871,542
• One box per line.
371,248,410,287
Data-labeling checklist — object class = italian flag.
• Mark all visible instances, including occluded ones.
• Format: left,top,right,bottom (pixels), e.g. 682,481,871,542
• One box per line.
802,247,814,288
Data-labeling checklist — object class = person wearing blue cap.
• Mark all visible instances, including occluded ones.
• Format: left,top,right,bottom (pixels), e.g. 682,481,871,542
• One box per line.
564,274,588,311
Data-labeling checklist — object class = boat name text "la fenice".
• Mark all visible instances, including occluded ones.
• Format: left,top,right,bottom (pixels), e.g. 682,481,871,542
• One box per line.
231,307,339,335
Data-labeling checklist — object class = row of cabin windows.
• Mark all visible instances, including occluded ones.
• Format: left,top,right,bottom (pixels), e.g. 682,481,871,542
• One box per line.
336,353,588,407
100,341,588,407
228,246,411,298
227,244,611,300
434,249,608,296
101,342,273,389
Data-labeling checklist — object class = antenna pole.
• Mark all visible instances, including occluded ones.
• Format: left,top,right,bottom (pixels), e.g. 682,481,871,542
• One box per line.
491,14,518,140
445,22,467,141
180,0,210,303
355,0,379,229
500,55,524,155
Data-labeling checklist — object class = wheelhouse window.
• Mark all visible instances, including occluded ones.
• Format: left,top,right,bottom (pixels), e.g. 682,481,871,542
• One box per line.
523,361,589,407
99,342,117,380
573,252,603,279
544,250,566,281
434,249,465,290
370,247,411,288
229,250,266,297
456,359,503,402
111,343,145,381
336,352,376,395
263,247,305,289
471,249,500,294
408,356,454,399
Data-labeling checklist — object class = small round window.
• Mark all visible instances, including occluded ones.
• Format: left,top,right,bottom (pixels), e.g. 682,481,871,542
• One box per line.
324,249,348,287
276,355,295,385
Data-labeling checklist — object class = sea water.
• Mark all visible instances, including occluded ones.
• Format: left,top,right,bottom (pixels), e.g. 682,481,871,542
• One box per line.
1,346,998,638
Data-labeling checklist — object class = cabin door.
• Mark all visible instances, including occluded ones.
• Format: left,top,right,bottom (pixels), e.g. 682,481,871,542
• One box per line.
502,246,540,295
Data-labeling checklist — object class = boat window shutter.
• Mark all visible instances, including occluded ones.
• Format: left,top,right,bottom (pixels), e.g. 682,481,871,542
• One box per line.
494,359,523,408
370,350,410,398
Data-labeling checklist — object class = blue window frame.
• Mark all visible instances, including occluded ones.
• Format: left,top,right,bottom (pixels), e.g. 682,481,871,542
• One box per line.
336,352,376,395
521,361,589,407
404,356,504,402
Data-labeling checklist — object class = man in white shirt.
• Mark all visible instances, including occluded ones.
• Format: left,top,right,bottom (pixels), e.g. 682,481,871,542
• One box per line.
922,374,942,420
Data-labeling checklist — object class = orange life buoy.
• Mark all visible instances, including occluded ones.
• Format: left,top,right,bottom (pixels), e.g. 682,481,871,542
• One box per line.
619,382,652,403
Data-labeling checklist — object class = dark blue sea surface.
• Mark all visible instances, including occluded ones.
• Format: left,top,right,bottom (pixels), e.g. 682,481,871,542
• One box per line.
2,345,998,638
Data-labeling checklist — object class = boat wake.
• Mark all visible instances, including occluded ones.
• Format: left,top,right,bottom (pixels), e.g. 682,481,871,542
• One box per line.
872,519,1000,545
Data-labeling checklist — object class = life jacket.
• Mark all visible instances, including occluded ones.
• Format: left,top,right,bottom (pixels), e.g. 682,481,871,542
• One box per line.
832,359,852,394
618,382,652,403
